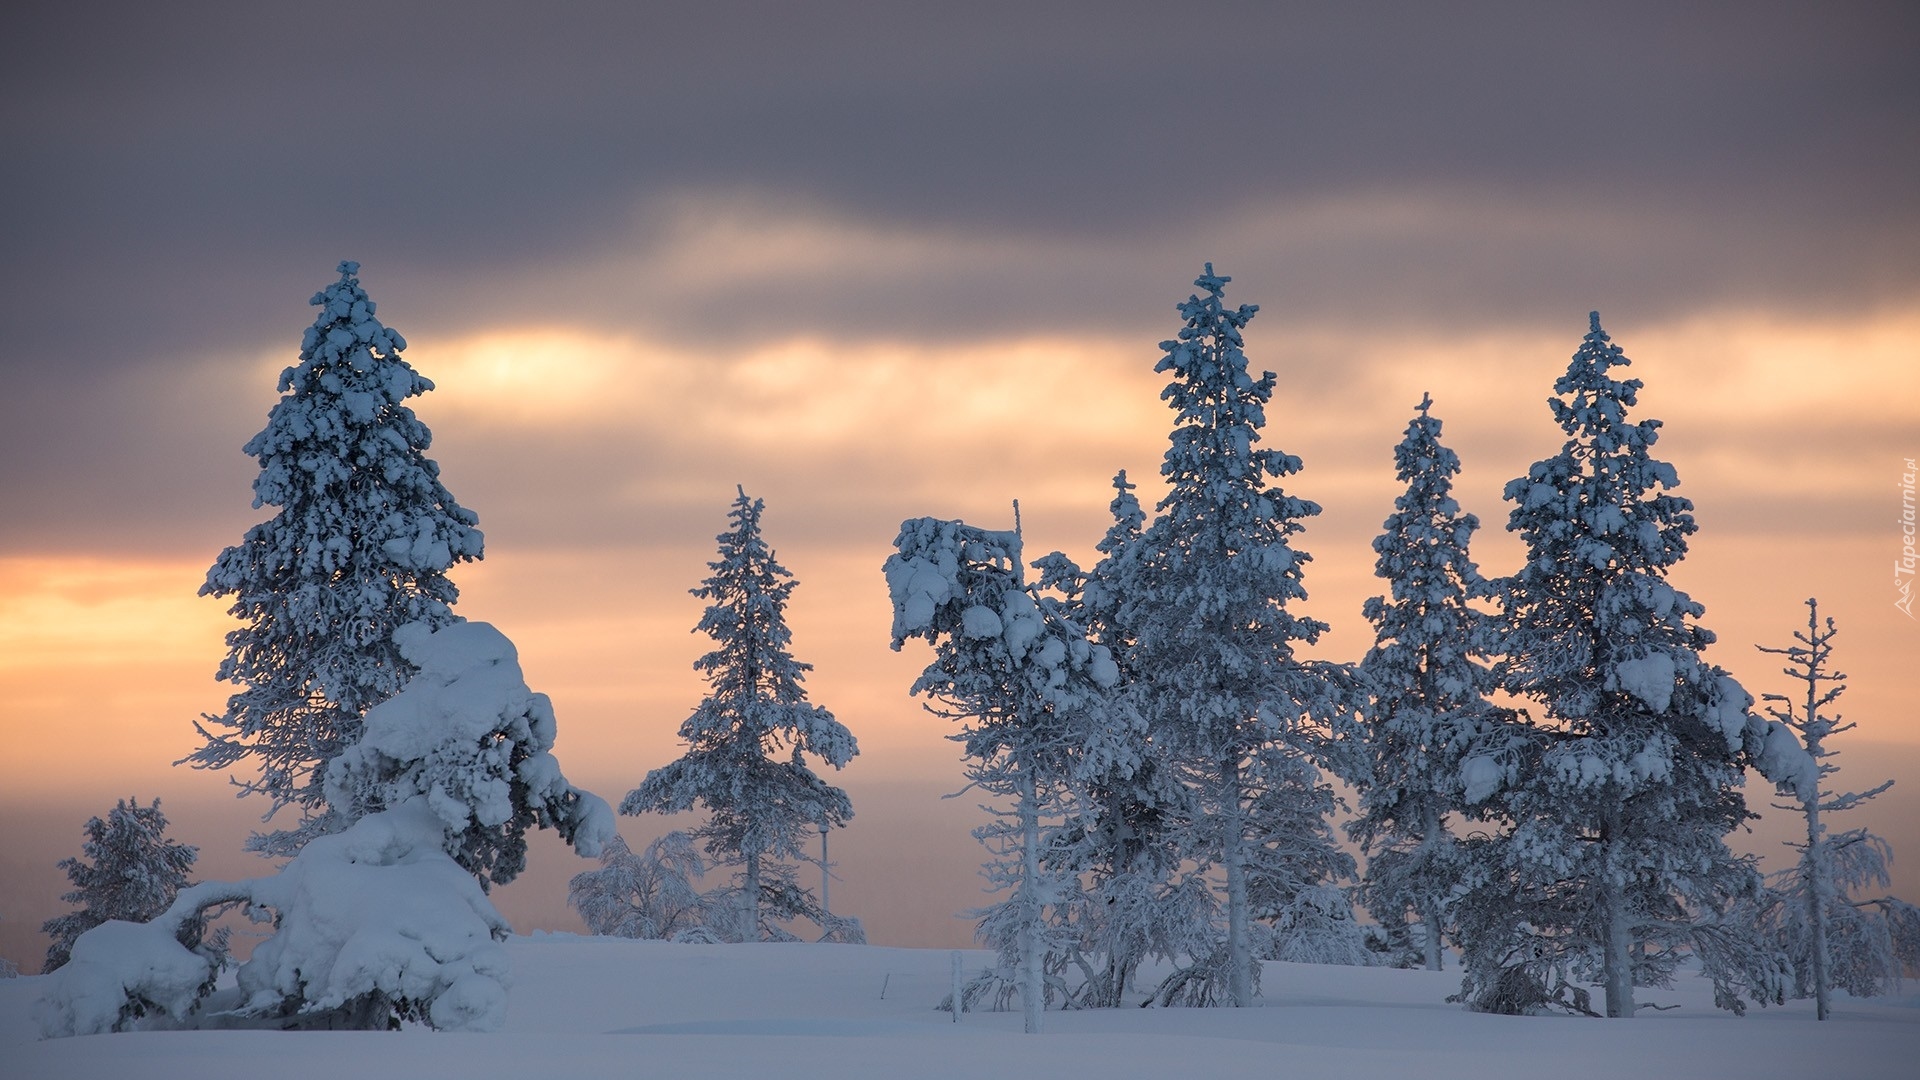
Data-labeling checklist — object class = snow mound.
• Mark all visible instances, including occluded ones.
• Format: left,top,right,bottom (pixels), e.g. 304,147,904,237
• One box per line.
236,804,513,1031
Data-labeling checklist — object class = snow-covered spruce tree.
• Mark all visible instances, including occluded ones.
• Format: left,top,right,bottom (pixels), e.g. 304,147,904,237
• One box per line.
38,620,614,1036
41,798,200,973
1038,473,1211,1008
188,261,483,855
886,515,1130,1033
1754,599,1920,1018
569,831,718,941
1122,265,1359,1007
1458,313,1815,1018
1349,394,1504,971
622,489,857,941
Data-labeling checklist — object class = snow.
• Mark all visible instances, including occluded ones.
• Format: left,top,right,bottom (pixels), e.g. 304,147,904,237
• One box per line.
1613,653,1676,713
232,805,513,1032
8,936,1915,1078
1459,755,1504,805
1754,720,1821,804
31,918,214,1038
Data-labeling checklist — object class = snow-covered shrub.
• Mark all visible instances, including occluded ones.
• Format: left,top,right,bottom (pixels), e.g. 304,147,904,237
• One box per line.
41,797,200,973
34,805,511,1037
817,913,867,945
569,831,715,941
229,805,514,1031
39,620,612,1037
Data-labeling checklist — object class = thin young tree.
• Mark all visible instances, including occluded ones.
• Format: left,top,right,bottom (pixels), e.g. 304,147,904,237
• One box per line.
1461,313,1813,1018
187,261,483,854
623,489,857,941
1350,394,1502,971
1039,473,1207,1007
886,513,1130,1032
1755,598,1920,1018
42,798,200,973
1124,265,1357,1007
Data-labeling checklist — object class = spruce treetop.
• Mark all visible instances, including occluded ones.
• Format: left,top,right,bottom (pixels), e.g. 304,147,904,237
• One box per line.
1153,264,1316,547
1132,265,1335,764
1500,312,1715,729
678,487,854,766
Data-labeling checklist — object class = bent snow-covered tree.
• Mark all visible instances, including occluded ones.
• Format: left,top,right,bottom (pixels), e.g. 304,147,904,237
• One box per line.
1457,314,1815,1019
37,620,613,1036
886,514,1131,1033
189,261,483,855
1350,394,1505,971
1753,599,1920,1019
41,798,200,973
326,620,617,889
622,489,857,941
1123,265,1358,1007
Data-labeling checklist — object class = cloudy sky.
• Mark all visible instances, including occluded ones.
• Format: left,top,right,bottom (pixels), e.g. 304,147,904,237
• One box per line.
2,2,1916,962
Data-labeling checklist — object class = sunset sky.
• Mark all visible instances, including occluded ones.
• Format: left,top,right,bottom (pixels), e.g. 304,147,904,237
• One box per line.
2,2,1916,967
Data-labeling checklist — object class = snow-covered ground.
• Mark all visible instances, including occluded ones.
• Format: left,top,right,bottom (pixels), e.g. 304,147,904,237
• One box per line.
5,937,1915,1079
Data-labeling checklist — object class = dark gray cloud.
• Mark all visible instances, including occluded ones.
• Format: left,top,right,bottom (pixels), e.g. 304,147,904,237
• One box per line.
4,2,1916,359
3,1,1916,555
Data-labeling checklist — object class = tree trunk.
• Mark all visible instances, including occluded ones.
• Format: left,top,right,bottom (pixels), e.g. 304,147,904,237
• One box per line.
1422,809,1444,971
1224,759,1252,1008
744,850,761,944
1422,898,1443,972
1600,819,1635,1018
1019,765,1044,1034
1806,800,1830,1021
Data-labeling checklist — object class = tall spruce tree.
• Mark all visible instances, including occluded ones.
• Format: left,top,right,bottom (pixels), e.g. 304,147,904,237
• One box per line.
188,262,483,854
1754,599,1920,1018
1124,265,1357,1007
42,798,199,973
623,489,857,941
1460,313,1810,1018
1350,394,1502,971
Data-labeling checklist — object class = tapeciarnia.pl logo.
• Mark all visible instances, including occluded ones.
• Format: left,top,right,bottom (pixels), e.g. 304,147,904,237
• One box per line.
1899,457,1917,618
